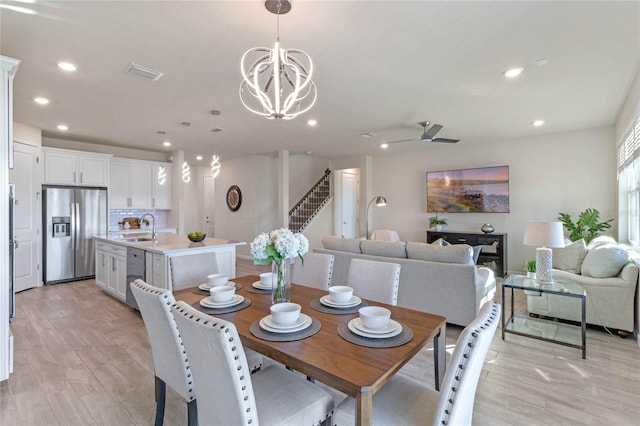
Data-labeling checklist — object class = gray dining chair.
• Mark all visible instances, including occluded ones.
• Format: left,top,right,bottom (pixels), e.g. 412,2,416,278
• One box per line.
171,300,334,425
346,258,401,305
290,252,335,290
130,280,263,426
334,301,501,426
169,251,221,290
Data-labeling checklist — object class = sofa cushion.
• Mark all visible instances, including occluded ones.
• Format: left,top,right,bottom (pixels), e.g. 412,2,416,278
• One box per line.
586,235,617,250
553,239,588,274
406,242,474,265
430,238,451,246
581,245,630,278
322,236,362,254
360,240,407,258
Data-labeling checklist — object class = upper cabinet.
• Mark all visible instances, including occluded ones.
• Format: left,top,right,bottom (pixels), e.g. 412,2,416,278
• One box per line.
110,159,172,210
42,147,111,187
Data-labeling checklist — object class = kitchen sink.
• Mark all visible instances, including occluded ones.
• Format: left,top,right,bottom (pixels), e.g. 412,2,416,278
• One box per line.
121,237,155,242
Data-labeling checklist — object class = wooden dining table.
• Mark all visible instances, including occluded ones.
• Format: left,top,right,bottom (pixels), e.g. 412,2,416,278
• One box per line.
174,275,447,426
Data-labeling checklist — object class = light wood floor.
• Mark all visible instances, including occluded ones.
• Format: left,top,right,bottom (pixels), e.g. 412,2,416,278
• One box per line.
3,260,639,425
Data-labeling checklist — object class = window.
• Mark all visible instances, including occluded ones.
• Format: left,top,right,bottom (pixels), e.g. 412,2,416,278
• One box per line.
618,117,640,245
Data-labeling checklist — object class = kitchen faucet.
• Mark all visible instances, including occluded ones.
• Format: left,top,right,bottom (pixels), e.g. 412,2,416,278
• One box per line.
140,213,157,239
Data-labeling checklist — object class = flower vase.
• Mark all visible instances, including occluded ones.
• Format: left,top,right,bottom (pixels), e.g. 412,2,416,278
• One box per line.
272,259,291,304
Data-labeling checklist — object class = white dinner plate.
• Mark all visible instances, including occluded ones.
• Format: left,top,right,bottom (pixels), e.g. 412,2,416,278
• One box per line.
199,281,235,291
199,295,244,309
260,314,312,333
252,281,273,290
351,318,401,335
319,295,362,308
347,319,402,339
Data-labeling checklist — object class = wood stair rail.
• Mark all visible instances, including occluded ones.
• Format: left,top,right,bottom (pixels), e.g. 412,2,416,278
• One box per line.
288,169,331,233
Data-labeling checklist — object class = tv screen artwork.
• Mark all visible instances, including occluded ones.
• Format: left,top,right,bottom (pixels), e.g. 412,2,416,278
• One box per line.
427,165,509,213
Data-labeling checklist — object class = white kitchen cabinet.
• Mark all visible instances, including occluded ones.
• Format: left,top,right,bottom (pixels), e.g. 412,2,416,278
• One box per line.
145,251,167,289
42,147,110,187
95,241,108,289
151,163,172,209
97,242,127,302
109,159,152,209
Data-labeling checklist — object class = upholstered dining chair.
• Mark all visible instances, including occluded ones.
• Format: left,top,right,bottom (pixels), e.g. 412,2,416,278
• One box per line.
346,258,401,305
290,252,335,290
130,280,263,426
169,251,220,291
334,301,501,426
171,301,335,426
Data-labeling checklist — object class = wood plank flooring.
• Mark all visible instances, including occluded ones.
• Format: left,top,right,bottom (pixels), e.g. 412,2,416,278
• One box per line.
2,260,639,425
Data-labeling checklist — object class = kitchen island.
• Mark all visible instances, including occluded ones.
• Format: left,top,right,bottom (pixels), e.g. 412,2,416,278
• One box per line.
93,233,245,302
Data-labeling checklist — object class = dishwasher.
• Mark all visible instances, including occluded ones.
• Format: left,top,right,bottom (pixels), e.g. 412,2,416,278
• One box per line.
125,247,146,310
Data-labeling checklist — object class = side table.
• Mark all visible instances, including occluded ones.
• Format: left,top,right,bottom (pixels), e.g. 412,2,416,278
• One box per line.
501,274,586,359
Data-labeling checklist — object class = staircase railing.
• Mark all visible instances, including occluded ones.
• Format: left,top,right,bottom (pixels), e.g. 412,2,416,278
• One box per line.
288,169,331,233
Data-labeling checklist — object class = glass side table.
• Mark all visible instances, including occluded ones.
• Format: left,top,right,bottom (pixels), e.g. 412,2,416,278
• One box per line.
501,274,586,359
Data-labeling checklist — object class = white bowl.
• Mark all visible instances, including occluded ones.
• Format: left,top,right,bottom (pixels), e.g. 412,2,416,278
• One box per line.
207,273,228,287
328,286,354,303
260,272,275,287
359,306,391,330
209,285,235,303
270,302,301,326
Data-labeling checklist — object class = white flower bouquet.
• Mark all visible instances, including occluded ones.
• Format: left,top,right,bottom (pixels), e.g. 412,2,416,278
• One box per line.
250,228,309,265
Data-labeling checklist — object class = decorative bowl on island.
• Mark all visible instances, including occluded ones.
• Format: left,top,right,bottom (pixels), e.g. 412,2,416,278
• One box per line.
187,232,206,242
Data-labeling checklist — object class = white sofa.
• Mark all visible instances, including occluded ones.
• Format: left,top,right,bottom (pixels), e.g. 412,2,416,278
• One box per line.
527,237,639,333
314,236,496,326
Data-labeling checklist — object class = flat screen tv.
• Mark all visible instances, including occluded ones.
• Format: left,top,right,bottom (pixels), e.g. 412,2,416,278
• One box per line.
427,165,509,213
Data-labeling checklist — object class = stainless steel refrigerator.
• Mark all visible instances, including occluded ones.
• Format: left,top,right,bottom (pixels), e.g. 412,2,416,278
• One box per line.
43,186,107,284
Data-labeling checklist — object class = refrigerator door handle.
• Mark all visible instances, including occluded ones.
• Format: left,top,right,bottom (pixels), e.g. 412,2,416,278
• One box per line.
75,202,81,251
70,202,76,251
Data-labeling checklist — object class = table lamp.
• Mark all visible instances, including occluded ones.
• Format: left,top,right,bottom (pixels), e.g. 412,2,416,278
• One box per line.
365,195,387,239
523,221,565,284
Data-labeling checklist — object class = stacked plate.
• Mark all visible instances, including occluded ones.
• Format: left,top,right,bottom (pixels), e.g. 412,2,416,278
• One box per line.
199,282,235,291
347,318,403,339
252,281,273,290
199,295,244,309
259,313,312,333
319,295,362,309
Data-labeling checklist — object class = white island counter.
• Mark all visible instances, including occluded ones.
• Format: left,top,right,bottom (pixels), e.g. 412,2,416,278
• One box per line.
93,233,246,301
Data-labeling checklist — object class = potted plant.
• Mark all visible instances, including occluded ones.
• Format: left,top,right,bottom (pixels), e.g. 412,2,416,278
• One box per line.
557,208,613,243
428,213,447,231
524,259,536,279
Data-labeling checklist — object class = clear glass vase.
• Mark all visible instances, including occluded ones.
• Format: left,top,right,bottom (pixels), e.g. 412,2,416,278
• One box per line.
271,259,291,304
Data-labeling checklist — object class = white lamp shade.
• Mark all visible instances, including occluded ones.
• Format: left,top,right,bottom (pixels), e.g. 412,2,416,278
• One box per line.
523,221,565,248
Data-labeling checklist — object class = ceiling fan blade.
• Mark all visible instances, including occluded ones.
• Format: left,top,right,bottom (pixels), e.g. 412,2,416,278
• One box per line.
432,138,459,143
386,138,417,144
423,124,443,140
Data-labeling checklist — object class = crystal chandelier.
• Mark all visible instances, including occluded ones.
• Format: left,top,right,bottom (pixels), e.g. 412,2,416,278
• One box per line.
240,0,317,120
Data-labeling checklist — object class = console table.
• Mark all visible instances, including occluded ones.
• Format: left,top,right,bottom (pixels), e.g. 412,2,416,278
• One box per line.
426,230,507,277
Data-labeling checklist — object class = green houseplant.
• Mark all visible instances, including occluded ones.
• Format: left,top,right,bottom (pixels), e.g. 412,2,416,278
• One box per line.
428,213,448,230
557,208,613,243
524,259,536,279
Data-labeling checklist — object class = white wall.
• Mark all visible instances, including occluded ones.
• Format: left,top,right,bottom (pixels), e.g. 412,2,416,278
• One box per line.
14,122,41,146
371,126,616,273
615,68,640,140
289,154,330,204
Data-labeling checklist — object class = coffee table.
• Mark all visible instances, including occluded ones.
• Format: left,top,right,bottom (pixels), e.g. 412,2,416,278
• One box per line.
501,274,586,359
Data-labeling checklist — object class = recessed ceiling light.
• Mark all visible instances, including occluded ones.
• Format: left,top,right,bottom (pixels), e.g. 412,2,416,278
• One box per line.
532,120,545,127
307,119,317,127
503,67,524,78
380,143,389,149
57,124,68,131
34,97,49,105
163,141,171,147
196,155,203,161
57,62,77,72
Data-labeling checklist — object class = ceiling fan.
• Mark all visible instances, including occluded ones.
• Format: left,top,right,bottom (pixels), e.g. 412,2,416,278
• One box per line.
386,121,460,144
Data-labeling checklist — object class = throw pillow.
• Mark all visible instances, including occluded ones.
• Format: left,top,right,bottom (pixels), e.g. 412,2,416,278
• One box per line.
406,242,474,265
581,245,630,278
430,238,451,246
361,240,407,258
321,236,362,254
552,239,588,274
586,235,617,250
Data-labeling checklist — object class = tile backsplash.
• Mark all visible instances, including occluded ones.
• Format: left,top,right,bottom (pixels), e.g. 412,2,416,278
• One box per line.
109,209,168,231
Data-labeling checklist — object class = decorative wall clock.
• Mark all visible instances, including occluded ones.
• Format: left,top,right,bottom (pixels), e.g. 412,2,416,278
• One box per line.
226,185,242,212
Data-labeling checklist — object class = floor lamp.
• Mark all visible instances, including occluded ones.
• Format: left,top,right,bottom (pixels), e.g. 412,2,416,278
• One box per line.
366,196,387,239
523,221,565,284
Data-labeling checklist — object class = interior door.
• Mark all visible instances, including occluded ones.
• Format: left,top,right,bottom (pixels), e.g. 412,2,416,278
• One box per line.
341,171,359,238
203,175,216,236
9,142,41,291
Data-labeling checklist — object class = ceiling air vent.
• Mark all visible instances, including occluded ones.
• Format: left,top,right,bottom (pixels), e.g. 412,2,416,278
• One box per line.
125,63,164,81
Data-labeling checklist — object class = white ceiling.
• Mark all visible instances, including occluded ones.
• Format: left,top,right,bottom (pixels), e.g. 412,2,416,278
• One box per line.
1,1,638,162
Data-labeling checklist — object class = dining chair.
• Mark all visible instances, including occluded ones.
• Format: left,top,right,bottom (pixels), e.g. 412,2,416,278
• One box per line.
334,301,501,426
171,300,335,426
346,258,401,305
290,252,335,290
169,251,220,290
130,280,263,426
